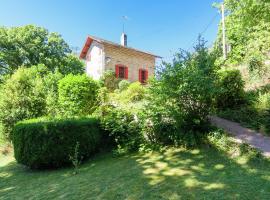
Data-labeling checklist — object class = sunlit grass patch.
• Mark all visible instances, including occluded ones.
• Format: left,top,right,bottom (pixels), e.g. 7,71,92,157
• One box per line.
1,137,270,199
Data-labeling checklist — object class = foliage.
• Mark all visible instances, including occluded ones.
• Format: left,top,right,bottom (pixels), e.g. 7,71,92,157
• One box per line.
125,82,146,102
145,38,216,146
58,74,99,116
118,79,130,91
2,130,270,199
252,91,270,112
100,70,119,92
215,69,245,109
215,0,270,64
96,80,147,153
247,55,265,75
69,142,82,175
0,66,47,140
218,107,263,132
0,25,84,76
207,128,262,159
217,84,270,135
97,87,110,106
62,54,85,75
100,106,143,152
142,110,181,146
13,117,102,169
42,71,64,116
114,82,147,104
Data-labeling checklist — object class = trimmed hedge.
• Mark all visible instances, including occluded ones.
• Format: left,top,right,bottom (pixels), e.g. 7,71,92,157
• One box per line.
13,117,102,169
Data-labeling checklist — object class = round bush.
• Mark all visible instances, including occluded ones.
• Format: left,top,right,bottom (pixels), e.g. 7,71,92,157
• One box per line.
100,70,119,92
13,117,102,169
118,80,130,91
118,82,146,103
58,74,99,116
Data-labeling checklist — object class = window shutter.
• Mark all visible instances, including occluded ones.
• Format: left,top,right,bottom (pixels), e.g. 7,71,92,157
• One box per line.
139,69,142,83
115,65,119,78
145,70,148,82
125,67,128,79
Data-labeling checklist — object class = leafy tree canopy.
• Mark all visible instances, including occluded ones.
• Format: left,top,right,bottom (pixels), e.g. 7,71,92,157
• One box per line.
145,37,217,146
215,0,270,64
0,25,84,76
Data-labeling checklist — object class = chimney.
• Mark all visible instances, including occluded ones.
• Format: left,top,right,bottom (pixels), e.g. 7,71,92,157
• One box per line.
121,33,127,46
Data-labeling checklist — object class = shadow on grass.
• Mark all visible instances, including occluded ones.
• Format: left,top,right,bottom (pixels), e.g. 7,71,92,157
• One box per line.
133,145,270,199
1,145,270,199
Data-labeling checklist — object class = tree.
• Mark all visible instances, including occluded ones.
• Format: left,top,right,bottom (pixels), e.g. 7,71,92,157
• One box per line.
0,25,84,76
145,38,217,146
0,66,47,140
215,0,270,64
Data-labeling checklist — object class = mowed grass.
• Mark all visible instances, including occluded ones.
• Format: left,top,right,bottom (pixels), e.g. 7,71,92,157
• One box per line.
1,144,270,200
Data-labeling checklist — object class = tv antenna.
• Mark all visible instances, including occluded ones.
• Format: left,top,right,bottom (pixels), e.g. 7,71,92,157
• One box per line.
122,15,129,33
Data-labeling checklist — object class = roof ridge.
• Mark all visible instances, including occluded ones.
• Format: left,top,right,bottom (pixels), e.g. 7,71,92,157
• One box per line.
86,34,162,58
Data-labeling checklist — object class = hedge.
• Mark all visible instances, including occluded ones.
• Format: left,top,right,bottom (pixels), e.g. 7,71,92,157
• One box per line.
13,117,102,169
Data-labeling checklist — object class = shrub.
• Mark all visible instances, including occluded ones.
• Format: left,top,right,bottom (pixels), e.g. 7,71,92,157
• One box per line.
125,82,146,102
115,82,146,104
100,106,143,152
13,117,102,169
218,107,262,130
118,80,130,91
142,112,180,145
97,87,110,105
248,56,265,75
216,69,245,109
144,39,216,146
253,92,270,112
0,67,47,140
100,70,119,92
217,85,270,135
58,74,99,116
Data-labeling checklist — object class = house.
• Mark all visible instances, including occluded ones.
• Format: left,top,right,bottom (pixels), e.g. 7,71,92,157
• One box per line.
79,33,161,83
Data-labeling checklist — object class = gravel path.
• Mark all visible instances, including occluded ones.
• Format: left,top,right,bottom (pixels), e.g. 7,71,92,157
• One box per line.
210,116,270,158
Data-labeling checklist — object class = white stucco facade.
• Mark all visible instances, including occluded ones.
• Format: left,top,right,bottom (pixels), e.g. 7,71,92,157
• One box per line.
85,41,105,80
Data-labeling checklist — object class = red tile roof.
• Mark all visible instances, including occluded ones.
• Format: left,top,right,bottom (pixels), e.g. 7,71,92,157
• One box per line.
79,35,161,59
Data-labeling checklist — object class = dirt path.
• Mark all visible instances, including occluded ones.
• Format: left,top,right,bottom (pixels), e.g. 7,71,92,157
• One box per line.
210,116,270,158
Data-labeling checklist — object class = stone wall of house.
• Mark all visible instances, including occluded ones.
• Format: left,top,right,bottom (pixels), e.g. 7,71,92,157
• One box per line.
103,43,156,82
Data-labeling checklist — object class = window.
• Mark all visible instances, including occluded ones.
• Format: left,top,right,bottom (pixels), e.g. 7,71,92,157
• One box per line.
119,66,125,79
115,65,128,79
139,69,148,84
141,70,147,83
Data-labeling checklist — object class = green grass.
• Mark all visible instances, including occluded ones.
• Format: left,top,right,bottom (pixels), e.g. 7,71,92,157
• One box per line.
1,134,270,200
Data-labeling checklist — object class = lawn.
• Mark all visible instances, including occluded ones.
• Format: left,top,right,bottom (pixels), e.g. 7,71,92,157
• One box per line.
1,141,270,200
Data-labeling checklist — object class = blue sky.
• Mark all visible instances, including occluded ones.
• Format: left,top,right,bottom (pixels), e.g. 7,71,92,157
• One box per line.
0,0,222,61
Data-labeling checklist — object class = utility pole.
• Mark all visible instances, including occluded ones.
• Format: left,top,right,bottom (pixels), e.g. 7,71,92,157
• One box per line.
221,3,227,60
